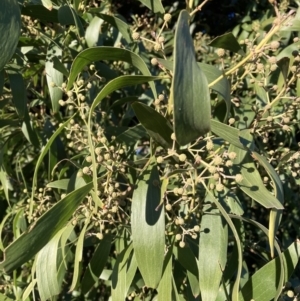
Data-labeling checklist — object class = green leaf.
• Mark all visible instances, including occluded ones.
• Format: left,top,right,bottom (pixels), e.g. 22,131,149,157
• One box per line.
41,0,53,10
229,131,284,210
171,10,211,146
199,213,227,301
81,235,112,294
58,5,84,37
251,151,284,259
7,71,27,119
173,246,198,277
70,220,90,291
0,181,93,273
157,59,231,120
204,191,243,301
67,47,158,99
85,16,103,47
46,45,63,113
137,0,165,14
97,13,132,43
209,33,245,55
36,228,65,301
115,124,147,146
30,115,76,218
199,63,231,120
0,293,14,301
111,244,133,301
132,102,173,149
173,244,199,297
131,157,165,288
240,241,300,301
211,120,244,149
0,0,21,71
21,5,58,23
158,247,173,301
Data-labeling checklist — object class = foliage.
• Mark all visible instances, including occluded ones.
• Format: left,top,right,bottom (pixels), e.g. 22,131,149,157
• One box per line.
1,0,300,300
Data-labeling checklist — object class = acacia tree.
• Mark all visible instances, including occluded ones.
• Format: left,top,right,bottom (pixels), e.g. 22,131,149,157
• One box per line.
1,0,300,300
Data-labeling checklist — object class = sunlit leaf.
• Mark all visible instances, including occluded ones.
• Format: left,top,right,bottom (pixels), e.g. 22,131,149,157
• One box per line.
67,47,158,99
0,181,93,273
131,157,165,288
171,10,211,145
36,228,65,301
240,241,300,301
229,131,284,209
46,45,63,113
199,213,227,301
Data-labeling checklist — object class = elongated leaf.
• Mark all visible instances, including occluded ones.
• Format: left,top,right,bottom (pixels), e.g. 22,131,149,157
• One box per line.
22,279,37,301
97,13,132,43
209,32,244,55
137,0,164,13
41,0,53,10
132,102,173,149
115,124,147,146
174,244,199,297
199,63,231,119
251,151,284,258
131,157,165,288
199,213,227,301
36,228,65,301
205,191,243,301
211,119,245,149
85,16,103,47
111,244,133,301
70,220,90,291
58,5,84,37
157,58,231,120
125,251,138,293
158,248,173,301
0,293,14,301
171,10,211,145
229,131,284,209
240,241,300,301
0,0,21,71
7,72,26,119
81,235,112,294
30,114,76,218
0,181,93,273
67,47,158,99
21,5,58,23
46,45,63,113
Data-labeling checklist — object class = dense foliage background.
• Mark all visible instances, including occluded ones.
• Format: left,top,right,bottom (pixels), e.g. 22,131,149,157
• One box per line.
1,0,300,300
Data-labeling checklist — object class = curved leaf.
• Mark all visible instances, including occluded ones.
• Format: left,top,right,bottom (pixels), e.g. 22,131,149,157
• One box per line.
239,241,300,301
229,131,284,210
131,156,165,288
132,102,173,149
171,10,211,145
209,32,245,55
46,45,63,113
0,181,93,273
0,0,21,71
67,47,158,99
199,213,227,301
137,0,165,14
81,235,112,294
36,228,65,301
111,244,133,301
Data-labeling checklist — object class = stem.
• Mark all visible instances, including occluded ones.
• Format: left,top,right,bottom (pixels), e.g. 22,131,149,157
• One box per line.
208,18,288,88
